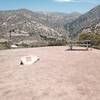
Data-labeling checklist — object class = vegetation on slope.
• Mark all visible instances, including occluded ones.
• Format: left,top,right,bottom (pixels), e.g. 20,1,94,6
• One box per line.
79,33,100,49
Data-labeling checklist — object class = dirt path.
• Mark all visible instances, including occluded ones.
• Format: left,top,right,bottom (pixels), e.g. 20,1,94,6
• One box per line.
0,46,100,100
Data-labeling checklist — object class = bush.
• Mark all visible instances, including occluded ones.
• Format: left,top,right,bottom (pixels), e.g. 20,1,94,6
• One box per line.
40,35,67,46
79,33,100,49
0,42,8,50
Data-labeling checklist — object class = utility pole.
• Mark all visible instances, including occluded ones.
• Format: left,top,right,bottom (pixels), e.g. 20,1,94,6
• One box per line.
8,30,12,49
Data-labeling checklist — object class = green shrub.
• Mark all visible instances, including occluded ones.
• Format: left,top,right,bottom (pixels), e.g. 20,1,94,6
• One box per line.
0,42,8,50
79,33,100,49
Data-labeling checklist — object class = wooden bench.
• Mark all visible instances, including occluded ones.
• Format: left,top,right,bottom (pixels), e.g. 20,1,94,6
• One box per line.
68,40,91,50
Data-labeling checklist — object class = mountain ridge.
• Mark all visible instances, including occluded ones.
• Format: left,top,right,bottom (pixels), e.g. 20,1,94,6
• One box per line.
66,5,100,36
0,8,80,46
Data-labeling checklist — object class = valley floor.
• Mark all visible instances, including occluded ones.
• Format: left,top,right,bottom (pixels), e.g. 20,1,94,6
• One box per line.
0,46,100,100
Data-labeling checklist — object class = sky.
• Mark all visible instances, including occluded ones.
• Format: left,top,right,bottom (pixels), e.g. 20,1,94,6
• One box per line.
0,0,100,13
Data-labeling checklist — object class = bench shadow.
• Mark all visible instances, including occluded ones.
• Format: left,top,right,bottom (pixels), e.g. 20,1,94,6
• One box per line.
65,49,89,51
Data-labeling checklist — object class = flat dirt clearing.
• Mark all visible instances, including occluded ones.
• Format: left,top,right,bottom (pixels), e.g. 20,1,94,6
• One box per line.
0,46,100,100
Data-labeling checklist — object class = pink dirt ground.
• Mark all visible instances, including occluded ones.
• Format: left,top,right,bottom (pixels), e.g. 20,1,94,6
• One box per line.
0,46,100,100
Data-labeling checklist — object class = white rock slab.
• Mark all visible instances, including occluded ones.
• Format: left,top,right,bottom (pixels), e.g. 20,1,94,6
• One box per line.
11,45,18,48
20,56,39,65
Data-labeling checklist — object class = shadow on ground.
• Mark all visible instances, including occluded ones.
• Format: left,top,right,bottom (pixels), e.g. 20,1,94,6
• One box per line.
66,49,89,51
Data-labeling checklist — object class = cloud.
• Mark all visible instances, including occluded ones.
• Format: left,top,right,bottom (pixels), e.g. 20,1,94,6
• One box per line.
54,0,74,2
53,0,97,3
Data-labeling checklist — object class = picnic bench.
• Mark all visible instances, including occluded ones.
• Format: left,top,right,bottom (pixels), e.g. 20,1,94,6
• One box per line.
68,40,91,50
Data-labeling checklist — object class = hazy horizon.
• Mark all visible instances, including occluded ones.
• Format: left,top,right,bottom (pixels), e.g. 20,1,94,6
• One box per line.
0,0,99,13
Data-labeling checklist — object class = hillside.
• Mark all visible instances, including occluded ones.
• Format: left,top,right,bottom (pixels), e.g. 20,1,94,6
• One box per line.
0,9,80,46
33,11,81,34
1,5,100,48
66,5,100,36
